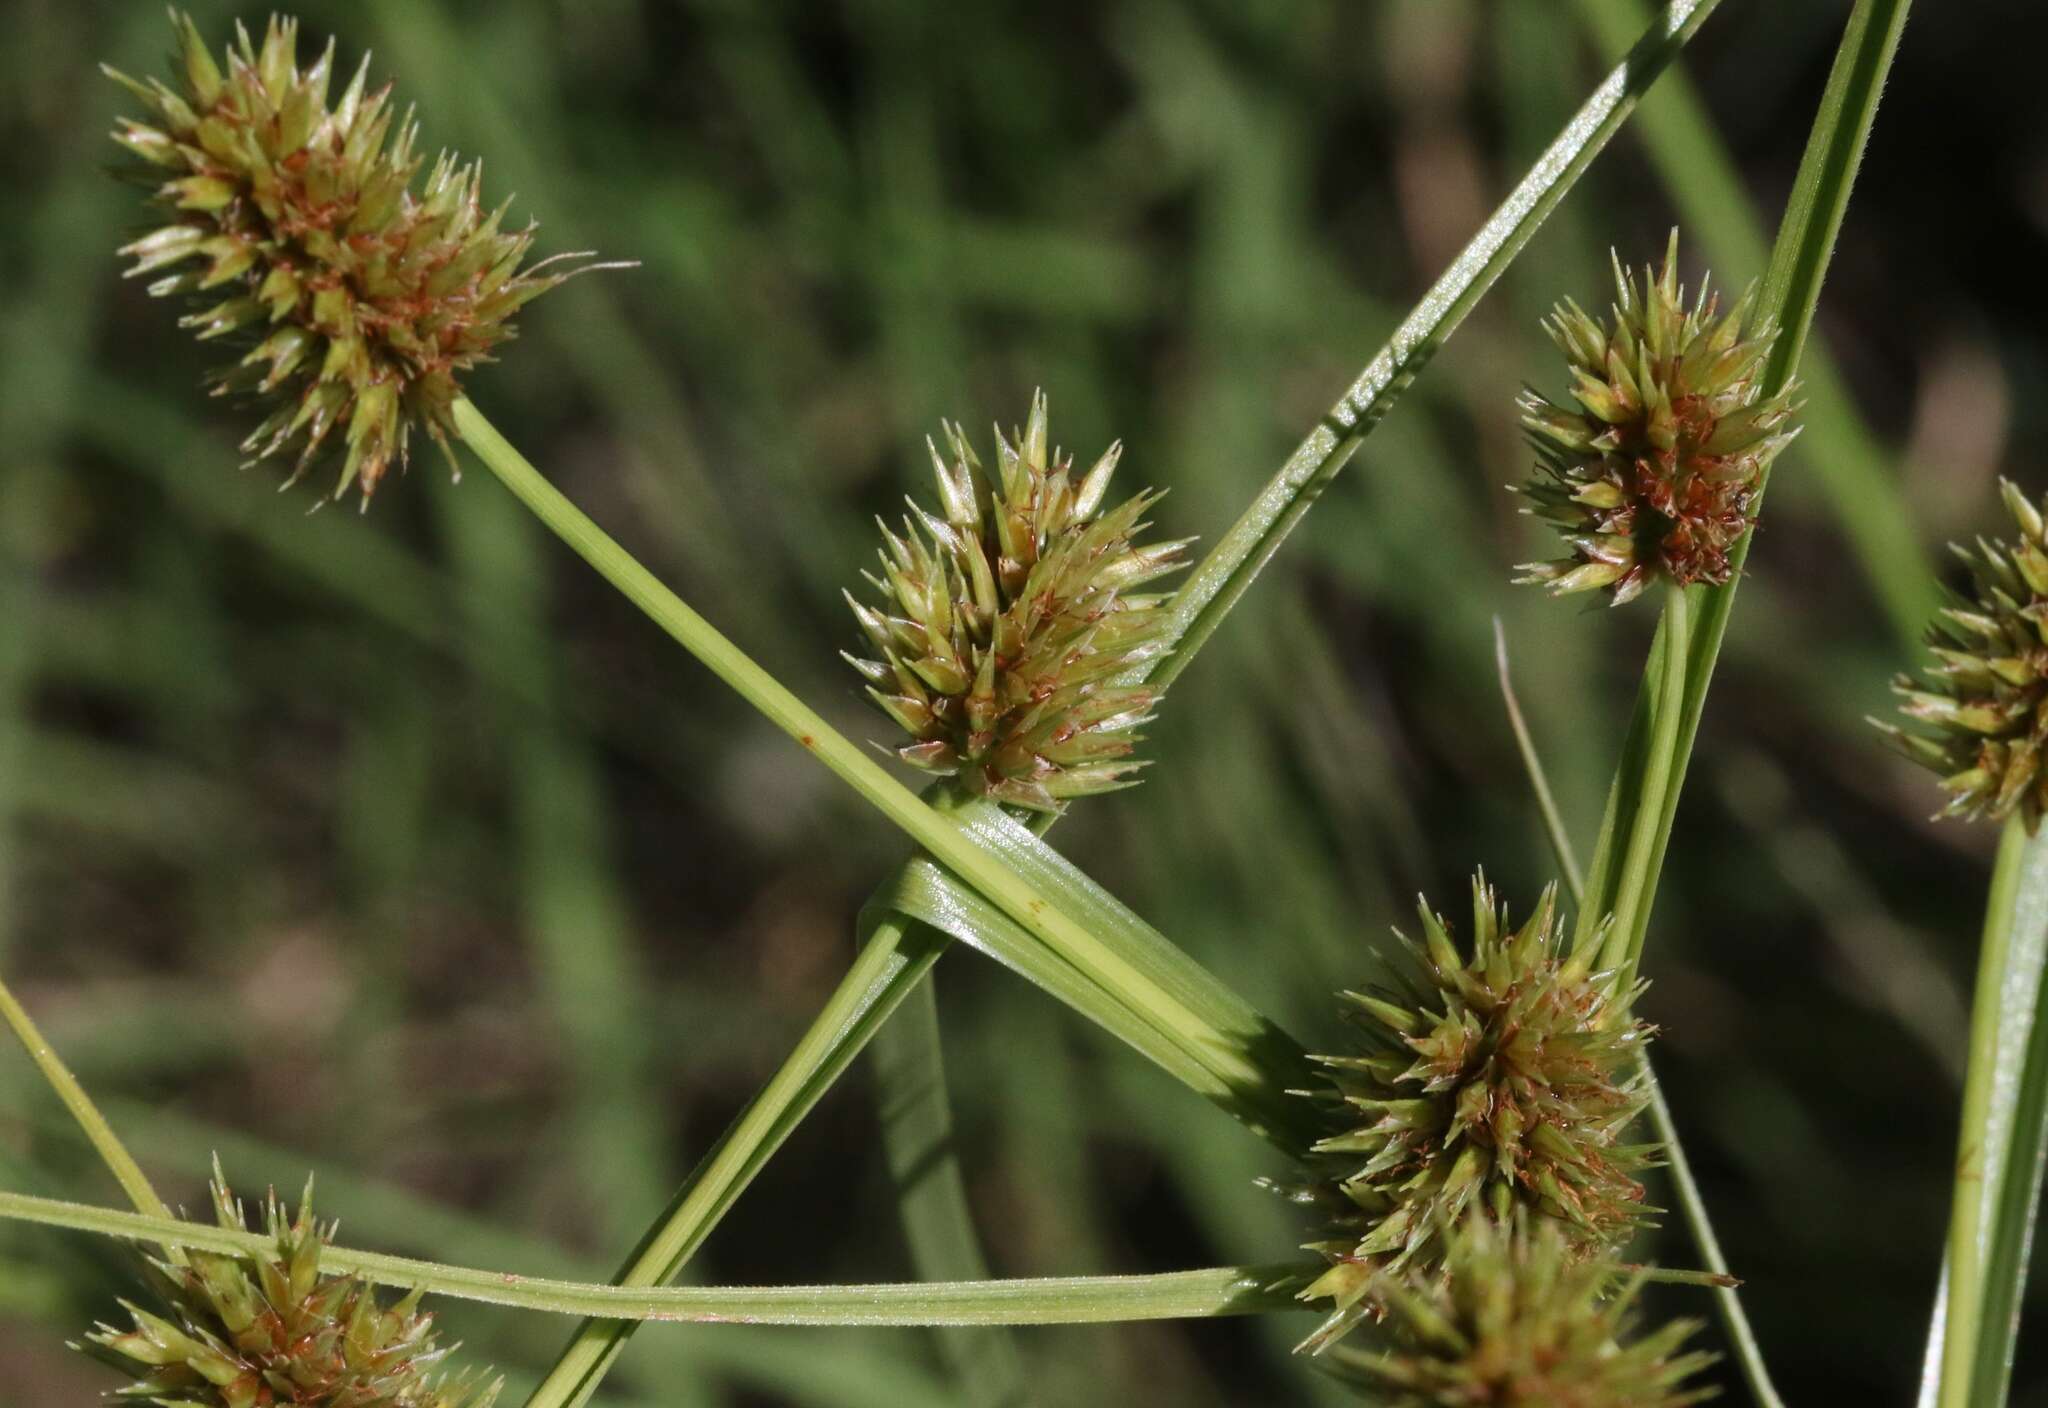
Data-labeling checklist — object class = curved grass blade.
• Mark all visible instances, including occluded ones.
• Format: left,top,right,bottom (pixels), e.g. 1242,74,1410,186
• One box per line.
872,854,1315,1153
0,1186,1312,1325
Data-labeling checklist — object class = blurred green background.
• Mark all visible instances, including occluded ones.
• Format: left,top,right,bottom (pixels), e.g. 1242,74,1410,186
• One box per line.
2,0,2042,1403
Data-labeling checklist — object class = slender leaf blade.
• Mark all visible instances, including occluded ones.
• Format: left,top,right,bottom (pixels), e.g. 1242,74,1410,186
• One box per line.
872,968,1033,1406
0,1187,1314,1325
1938,821,2048,1407
1151,0,1725,683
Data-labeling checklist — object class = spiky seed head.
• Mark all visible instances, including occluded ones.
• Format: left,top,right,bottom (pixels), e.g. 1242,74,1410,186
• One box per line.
105,12,616,503
1290,873,1656,1348
1515,229,1800,606
1878,479,2048,831
80,1161,499,1407
845,391,1190,811
1335,1215,1717,1406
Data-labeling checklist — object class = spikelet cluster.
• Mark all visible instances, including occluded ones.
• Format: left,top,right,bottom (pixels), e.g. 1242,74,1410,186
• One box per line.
1881,480,2048,831
1339,1216,1717,1408
82,1167,497,1408
1293,874,1655,1350
106,13,610,502
845,393,1190,811
1517,230,1800,605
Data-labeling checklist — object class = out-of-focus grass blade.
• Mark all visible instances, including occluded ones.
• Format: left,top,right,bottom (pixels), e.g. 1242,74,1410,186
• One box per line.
870,974,1033,1408
1934,819,2048,1408
75,375,736,790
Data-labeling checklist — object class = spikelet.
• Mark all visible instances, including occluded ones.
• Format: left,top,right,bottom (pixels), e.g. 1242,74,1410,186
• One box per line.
1288,874,1656,1349
1879,479,2048,831
105,12,615,503
1516,230,1800,605
845,392,1190,811
79,1162,499,1408
1333,1215,1717,1406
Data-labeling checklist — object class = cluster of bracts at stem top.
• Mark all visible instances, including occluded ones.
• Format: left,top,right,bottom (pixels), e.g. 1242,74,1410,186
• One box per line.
96,8,1832,1404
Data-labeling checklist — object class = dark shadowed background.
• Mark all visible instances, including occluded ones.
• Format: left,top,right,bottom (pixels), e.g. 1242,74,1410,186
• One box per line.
3,1,2046,1403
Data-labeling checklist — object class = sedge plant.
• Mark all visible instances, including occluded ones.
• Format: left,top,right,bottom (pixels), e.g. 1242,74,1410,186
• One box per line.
14,5,2031,1408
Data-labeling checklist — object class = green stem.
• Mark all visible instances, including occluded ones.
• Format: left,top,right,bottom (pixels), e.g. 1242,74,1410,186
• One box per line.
1494,617,1585,900
452,397,1266,1108
1976,944,2048,1407
1497,619,1779,1407
523,913,948,1407
0,1186,1311,1325
1940,820,2027,1391
1642,1055,1783,1408
0,976,172,1228
873,966,1031,1407
1937,816,2048,1408
1599,583,1691,978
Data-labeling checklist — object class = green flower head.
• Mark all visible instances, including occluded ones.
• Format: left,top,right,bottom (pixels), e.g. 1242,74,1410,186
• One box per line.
82,1163,497,1407
1881,479,2048,830
1291,874,1656,1348
845,392,1190,812
105,13,616,503
1516,230,1800,605
1335,1214,1717,1407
